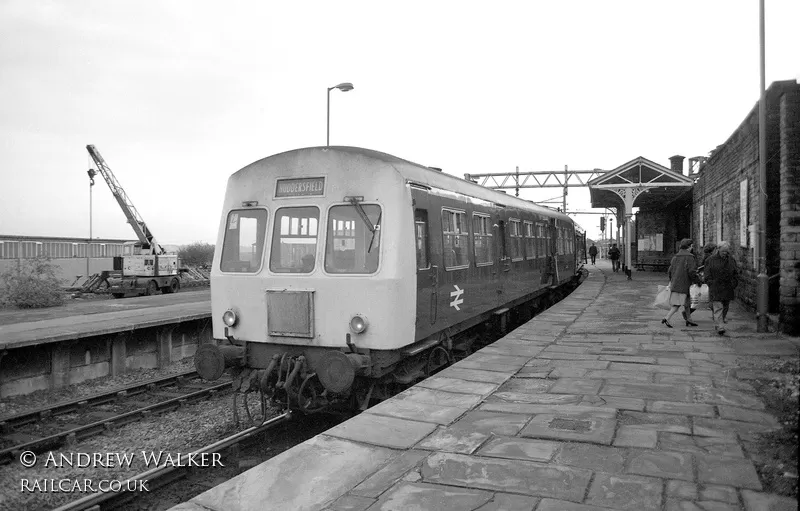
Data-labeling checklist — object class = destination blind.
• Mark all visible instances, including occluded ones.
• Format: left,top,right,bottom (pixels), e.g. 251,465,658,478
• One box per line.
275,177,326,198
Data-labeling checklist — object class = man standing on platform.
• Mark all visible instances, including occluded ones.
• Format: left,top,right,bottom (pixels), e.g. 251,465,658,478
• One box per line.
705,241,739,335
608,243,621,272
589,243,598,265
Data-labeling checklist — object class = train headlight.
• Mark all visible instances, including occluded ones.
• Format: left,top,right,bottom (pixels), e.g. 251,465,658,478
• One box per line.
349,314,368,334
222,310,238,327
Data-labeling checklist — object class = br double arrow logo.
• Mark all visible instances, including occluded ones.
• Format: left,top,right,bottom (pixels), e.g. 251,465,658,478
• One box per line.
450,285,464,311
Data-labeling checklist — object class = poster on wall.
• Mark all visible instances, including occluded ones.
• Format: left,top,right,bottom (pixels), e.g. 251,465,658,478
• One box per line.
740,179,748,246
637,234,664,252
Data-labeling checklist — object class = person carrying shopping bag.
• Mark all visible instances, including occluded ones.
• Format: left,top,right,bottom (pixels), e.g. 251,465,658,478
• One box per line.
662,238,698,328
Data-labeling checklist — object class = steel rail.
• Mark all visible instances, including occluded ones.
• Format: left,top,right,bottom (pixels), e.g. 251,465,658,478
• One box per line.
52,411,292,511
0,370,202,429
1,380,231,464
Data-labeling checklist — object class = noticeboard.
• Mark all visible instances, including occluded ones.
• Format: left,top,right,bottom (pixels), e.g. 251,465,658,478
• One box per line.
275,177,325,198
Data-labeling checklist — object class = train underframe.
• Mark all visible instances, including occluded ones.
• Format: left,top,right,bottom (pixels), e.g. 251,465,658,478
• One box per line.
195,271,585,422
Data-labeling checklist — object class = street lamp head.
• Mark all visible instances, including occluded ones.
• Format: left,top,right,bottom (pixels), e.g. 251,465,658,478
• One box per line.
331,82,354,92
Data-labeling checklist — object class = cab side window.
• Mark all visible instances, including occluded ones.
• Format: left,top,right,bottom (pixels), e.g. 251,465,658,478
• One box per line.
415,209,430,270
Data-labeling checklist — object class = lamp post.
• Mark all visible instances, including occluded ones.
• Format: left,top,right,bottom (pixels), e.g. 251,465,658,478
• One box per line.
87,169,96,277
327,82,354,146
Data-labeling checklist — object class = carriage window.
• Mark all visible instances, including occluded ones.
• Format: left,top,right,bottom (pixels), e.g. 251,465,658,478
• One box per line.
221,209,268,273
472,213,493,266
270,206,319,273
442,209,469,269
524,221,535,260
325,204,381,274
415,209,430,270
508,219,523,261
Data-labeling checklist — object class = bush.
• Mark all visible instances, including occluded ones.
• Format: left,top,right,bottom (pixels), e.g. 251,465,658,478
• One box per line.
0,256,65,308
178,242,215,267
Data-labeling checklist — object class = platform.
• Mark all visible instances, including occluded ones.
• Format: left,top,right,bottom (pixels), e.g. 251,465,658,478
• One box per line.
0,290,210,350
172,262,798,511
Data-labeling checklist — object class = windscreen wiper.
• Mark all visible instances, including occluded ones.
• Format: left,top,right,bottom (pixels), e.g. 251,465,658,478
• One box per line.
367,212,382,253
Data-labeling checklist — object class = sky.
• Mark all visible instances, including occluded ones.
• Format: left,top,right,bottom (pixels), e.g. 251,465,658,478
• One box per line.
0,0,797,245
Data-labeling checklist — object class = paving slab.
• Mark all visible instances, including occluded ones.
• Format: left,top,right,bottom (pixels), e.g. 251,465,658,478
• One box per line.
695,388,766,410
364,397,468,425
422,452,592,501
613,426,658,448
519,412,616,445
415,426,488,454
476,436,560,462
658,432,745,458
398,387,485,409
450,410,532,436
740,490,799,511
696,454,762,490
351,449,431,498
415,376,499,396
369,481,493,511
666,480,699,499
482,394,585,410
496,378,554,394
648,400,715,417
602,382,693,402
625,449,694,481
585,473,663,511
554,443,626,472
183,435,398,511
439,367,514,384
324,414,437,449
717,406,781,426
536,499,618,511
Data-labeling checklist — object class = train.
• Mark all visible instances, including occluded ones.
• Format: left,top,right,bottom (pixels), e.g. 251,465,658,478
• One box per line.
194,146,586,414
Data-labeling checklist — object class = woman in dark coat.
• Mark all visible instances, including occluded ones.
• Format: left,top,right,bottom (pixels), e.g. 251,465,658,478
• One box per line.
704,241,739,334
662,238,698,328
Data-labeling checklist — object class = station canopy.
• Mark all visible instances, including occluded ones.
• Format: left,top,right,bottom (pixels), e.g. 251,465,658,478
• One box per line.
587,156,694,213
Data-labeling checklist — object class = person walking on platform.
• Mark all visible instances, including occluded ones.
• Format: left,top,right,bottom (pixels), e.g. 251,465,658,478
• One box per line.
589,244,598,265
662,238,698,328
705,241,739,335
608,244,621,272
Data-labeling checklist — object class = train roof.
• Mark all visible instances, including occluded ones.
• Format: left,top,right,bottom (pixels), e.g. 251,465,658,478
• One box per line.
244,146,574,224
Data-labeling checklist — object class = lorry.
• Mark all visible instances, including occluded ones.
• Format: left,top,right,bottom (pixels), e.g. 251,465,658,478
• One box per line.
87,145,180,298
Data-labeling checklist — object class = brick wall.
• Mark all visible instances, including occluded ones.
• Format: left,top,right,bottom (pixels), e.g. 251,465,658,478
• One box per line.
693,80,800,332
779,89,800,335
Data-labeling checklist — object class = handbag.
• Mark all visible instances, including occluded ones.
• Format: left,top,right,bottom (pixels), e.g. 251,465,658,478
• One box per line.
654,284,671,310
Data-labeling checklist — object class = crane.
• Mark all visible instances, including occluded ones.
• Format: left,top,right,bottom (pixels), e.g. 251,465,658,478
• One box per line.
86,144,179,297
86,144,164,255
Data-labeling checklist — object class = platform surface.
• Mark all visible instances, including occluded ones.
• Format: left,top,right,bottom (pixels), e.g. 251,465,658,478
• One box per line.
0,289,210,349
172,262,799,511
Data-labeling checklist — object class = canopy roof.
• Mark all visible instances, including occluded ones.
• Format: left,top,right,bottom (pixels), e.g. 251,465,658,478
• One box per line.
588,156,694,212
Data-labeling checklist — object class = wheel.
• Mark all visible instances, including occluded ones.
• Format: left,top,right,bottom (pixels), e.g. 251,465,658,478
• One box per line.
145,280,158,296
162,278,180,294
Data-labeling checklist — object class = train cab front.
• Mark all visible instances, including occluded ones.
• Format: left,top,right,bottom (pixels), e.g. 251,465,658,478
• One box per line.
195,176,412,416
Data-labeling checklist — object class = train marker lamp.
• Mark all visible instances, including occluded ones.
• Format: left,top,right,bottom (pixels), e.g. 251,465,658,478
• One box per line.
222,309,238,327
349,314,368,334
327,82,354,147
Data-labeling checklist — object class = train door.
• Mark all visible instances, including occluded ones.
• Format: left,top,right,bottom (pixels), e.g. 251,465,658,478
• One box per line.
542,218,559,286
411,187,439,340
495,218,510,304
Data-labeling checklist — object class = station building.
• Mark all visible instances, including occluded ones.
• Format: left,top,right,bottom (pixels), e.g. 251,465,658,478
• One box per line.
0,235,134,284
588,79,799,335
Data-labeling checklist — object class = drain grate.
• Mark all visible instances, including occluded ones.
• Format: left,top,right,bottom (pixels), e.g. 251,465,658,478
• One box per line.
548,418,592,432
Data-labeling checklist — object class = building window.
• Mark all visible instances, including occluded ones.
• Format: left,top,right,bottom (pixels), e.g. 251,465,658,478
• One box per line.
472,213,493,265
442,209,469,269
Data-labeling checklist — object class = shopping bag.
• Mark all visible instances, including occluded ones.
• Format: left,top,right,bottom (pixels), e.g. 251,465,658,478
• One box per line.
698,284,710,304
654,284,671,310
689,284,701,308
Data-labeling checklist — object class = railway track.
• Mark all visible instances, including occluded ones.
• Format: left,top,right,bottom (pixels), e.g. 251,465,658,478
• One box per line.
0,371,231,464
51,412,292,511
